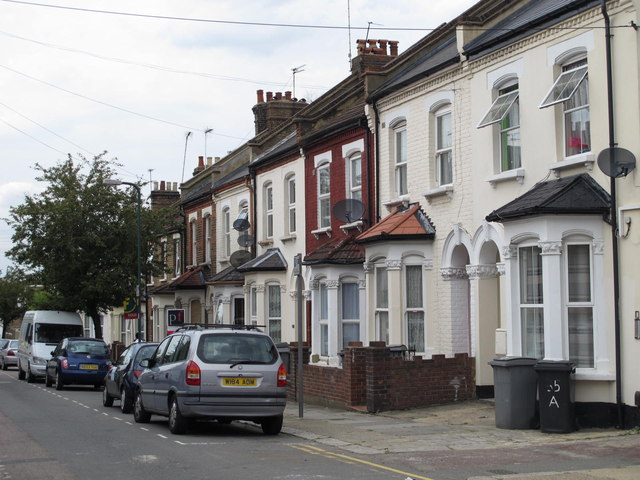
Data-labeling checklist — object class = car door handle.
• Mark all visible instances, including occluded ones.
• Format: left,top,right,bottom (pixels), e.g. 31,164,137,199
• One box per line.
164,373,169,379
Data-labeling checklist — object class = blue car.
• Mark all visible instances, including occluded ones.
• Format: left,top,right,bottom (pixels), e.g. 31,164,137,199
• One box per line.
103,342,159,413
45,337,112,390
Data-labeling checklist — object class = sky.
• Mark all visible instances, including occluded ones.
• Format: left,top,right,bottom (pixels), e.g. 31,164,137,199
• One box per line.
0,0,477,273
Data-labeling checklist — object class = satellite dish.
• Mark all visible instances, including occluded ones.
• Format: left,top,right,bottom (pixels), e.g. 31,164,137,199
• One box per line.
233,211,250,231
332,199,365,223
237,233,255,247
229,250,252,268
597,147,636,178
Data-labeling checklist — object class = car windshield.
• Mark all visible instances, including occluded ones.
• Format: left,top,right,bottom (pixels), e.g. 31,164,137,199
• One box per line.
68,340,109,356
198,333,278,364
35,323,83,344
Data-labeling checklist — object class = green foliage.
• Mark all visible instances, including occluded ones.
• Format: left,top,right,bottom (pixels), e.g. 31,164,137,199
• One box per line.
7,154,177,338
0,268,32,336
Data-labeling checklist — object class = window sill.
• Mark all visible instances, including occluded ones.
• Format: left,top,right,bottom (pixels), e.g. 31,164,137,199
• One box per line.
279,234,297,243
422,184,453,201
574,371,615,381
258,239,273,247
549,153,595,177
340,220,364,233
311,227,332,239
485,168,525,187
383,194,410,210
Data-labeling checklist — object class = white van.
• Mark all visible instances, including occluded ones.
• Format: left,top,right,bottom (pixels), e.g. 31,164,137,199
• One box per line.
17,311,84,382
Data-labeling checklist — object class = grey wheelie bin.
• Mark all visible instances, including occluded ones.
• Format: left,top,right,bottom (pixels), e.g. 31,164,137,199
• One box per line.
489,357,538,429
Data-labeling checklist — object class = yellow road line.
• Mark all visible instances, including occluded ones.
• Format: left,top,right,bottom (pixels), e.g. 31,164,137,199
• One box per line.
290,444,434,480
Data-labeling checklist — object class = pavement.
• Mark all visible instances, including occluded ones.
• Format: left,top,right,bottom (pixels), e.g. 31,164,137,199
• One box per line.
282,399,640,480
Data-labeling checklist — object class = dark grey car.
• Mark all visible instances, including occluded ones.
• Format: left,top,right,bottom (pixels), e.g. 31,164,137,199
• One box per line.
133,325,287,435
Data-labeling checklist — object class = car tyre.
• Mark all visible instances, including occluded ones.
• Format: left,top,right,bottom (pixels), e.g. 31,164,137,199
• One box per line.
168,396,188,435
45,372,53,387
25,364,34,383
1,359,6,371
133,391,151,423
120,387,133,414
261,414,283,435
55,370,64,391
18,364,25,380
103,386,114,407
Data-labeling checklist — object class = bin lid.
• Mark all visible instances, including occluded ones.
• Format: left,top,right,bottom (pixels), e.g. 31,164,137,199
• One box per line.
533,360,575,372
489,356,539,367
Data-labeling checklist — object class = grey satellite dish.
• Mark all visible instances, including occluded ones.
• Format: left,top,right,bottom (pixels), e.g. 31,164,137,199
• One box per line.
229,250,252,267
597,147,636,178
332,199,365,223
237,233,255,247
233,211,250,231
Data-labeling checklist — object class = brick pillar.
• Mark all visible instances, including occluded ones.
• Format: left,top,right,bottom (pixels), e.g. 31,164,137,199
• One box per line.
365,342,390,413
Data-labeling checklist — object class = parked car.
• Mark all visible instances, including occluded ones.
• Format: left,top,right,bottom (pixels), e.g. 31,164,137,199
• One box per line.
133,324,287,435
45,337,111,390
0,340,19,370
103,342,159,413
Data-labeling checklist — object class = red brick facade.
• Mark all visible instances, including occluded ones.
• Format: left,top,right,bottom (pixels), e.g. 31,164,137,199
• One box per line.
286,342,476,412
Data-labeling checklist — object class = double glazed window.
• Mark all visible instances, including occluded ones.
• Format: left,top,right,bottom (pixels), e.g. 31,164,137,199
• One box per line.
405,265,425,352
317,163,331,228
267,284,281,343
540,58,590,157
173,238,181,276
567,244,593,368
393,123,407,195
264,183,274,239
478,82,520,172
319,283,328,356
287,176,296,234
519,246,544,359
341,282,360,349
435,109,453,185
375,266,389,344
348,153,362,201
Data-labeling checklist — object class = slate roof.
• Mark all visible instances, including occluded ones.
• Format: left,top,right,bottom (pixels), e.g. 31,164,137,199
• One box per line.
148,265,212,294
236,248,287,272
356,203,436,244
251,131,298,168
463,0,600,60
485,174,611,223
209,265,245,284
303,236,365,265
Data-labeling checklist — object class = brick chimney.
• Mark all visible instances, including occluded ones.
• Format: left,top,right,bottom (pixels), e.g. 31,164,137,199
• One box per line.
150,179,180,209
192,156,205,176
252,89,308,135
351,39,399,73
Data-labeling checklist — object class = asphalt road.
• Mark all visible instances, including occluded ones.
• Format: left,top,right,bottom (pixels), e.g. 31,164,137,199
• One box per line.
0,369,399,480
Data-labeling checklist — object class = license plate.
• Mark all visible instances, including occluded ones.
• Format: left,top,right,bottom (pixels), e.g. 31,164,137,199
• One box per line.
80,364,98,370
222,377,257,387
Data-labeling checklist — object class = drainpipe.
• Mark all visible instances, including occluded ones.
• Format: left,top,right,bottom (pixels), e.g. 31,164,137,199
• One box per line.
601,0,624,429
372,101,381,222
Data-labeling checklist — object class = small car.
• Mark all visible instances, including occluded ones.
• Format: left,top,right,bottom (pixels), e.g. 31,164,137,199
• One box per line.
133,324,287,435
103,342,159,413
45,337,111,390
0,340,19,370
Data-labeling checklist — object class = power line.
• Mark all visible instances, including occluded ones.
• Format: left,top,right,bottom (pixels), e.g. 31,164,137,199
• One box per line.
0,117,71,157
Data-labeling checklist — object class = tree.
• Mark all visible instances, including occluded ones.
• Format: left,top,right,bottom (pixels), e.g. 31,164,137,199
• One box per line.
7,154,176,339
0,268,32,338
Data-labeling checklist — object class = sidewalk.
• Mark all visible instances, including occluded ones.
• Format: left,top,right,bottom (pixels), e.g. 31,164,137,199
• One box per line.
282,399,640,480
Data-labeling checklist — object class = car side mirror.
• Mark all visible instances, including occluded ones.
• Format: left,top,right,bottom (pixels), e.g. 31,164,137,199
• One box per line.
27,335,32,344
139,358,151,368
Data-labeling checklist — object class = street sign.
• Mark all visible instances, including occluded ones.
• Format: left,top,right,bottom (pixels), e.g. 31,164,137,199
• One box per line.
124,297,139,320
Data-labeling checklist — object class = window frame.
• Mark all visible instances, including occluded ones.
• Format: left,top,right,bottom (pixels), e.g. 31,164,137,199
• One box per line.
205,214,212,263
518,245,544,360
173,238,181,276
347,152,362,201
267,283,282,343
190,220,197,266
435,108,453,186
319,282,329,356
340,281,360,350
374,265,389,344
404,264,425,353
393,122,408,196
286,175,296,234
222,207,231,258
317,163,331,229
264,183,274,239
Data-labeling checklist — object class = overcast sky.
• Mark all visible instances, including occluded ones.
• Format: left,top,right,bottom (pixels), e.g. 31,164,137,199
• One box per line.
0,0,477,273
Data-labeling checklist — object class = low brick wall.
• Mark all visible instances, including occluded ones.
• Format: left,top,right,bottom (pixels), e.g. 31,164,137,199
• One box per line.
286,342,476,412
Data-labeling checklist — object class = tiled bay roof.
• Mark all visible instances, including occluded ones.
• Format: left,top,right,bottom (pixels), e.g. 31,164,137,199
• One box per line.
303,236,365,265
356,203,436,244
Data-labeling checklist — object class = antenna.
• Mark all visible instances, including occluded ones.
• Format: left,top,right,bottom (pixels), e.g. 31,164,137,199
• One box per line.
181,131,192,183
229,250,252,268
332,198,365,224
597,147,636,178
292,64,306,99
347,0,352,65
204,128,213,160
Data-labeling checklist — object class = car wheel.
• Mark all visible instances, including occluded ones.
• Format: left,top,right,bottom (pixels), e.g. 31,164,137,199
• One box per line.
120,387,133,414
18,364,25,380
25,364,34,383
103,386,114,407
1,359,6,371
45,372,53,388
133,391,151,423
261,414,283,435
55,370,64,391
168,396,188,435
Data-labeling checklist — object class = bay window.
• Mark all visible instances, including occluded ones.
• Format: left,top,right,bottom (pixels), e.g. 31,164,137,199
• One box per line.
519,246,544,359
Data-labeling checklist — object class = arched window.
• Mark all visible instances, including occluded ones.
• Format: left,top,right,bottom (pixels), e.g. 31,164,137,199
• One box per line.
347,152,362,201
434,106,452,185
285,175,296,234
317,163,331,228
264,182,274,239
392,121,407,195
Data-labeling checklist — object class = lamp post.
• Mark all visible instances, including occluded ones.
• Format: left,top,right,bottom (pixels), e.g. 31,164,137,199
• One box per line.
104,178,143,342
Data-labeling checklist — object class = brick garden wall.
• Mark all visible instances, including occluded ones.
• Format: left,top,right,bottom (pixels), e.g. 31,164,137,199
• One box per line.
286,342,476,412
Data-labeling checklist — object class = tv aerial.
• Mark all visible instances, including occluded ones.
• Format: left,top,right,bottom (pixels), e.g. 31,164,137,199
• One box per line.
597,147,636,178
332,198,365,224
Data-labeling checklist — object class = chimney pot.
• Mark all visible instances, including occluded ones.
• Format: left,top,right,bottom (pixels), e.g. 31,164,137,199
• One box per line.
266,91,273,101
198,156,204,167
172,182,178,191
215,156,221,162
275,92,282,100
257,89,264,103
285,91,292,100
206,157,212,167
378,39,388,54
389,40,399,56
160,180,166,191
153,181,159,191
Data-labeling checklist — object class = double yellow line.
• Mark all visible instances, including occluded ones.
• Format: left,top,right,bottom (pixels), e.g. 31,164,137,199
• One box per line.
290,444,434,480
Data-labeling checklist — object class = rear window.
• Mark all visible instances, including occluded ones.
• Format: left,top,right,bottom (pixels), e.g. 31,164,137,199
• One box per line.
9,340,18,348
197,333,278,364
68,340,109,356
35,323,83,344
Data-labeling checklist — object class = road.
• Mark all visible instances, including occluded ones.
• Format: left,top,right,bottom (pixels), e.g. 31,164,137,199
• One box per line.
0,369,401,480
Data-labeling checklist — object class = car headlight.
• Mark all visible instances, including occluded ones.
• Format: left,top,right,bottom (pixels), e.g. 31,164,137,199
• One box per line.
32,357,47,365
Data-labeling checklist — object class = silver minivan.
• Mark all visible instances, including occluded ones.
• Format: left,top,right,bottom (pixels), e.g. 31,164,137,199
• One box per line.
133,325,287,435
